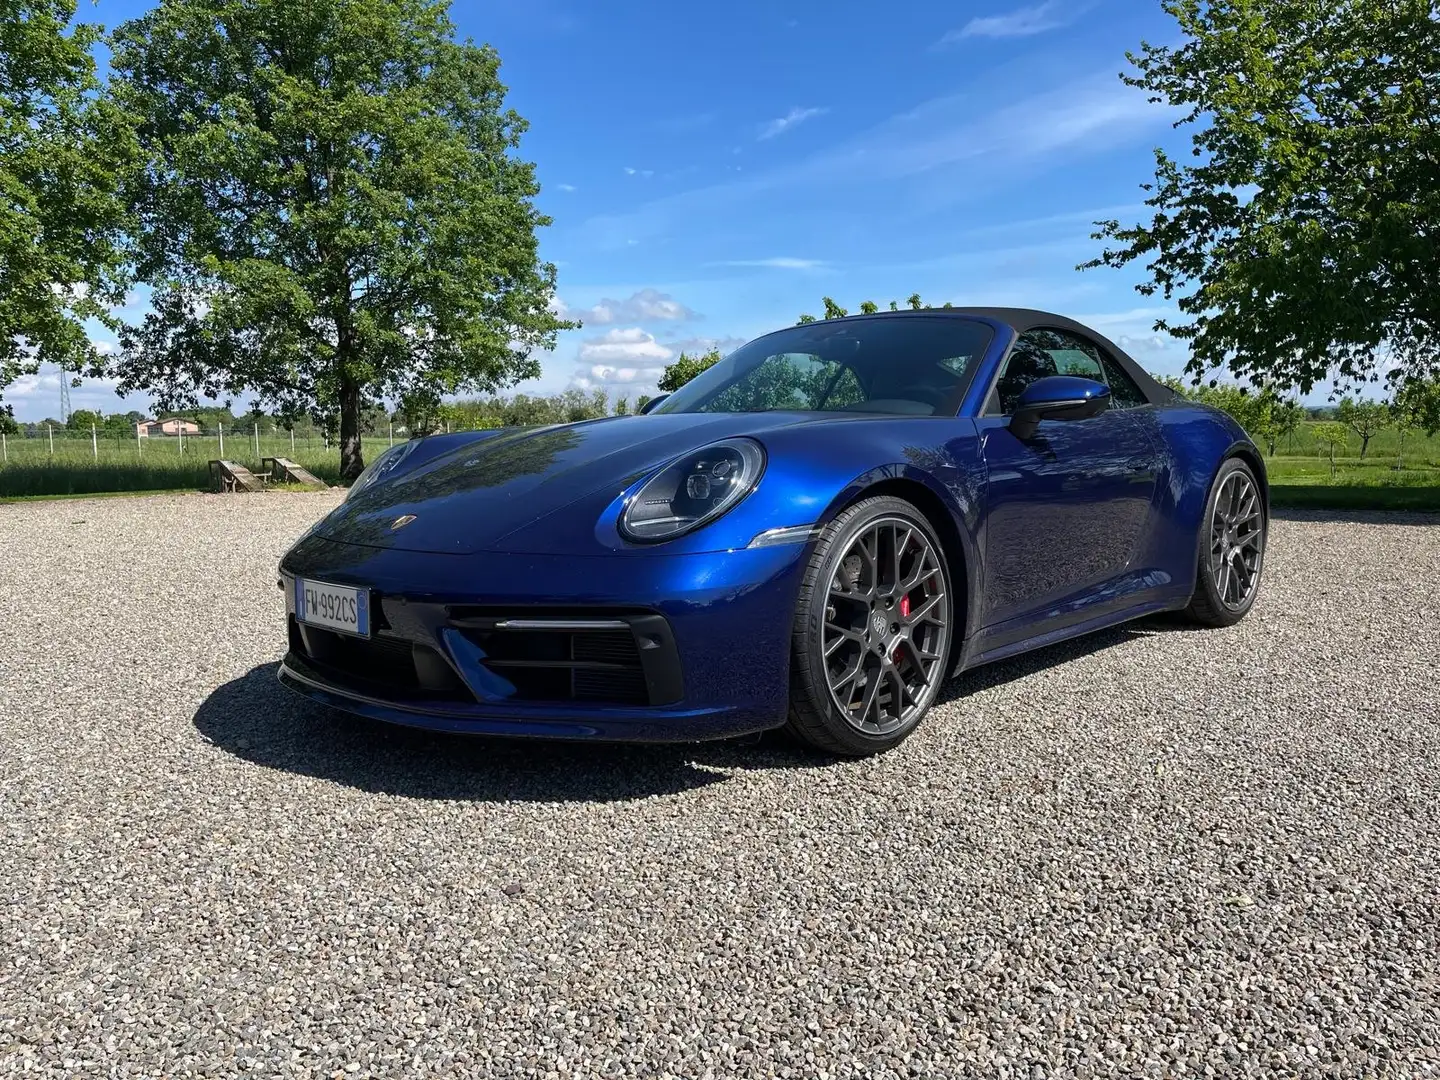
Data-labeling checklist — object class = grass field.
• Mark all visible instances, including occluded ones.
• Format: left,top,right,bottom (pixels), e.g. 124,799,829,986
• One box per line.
3,422,1439,508
0,431,352,498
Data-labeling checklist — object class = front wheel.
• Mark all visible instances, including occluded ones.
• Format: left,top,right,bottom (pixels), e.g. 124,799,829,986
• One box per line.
785,496,954,756
1183,457,1266,627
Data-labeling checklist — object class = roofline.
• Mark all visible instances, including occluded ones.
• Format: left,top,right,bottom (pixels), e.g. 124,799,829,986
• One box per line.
760,306,1176,407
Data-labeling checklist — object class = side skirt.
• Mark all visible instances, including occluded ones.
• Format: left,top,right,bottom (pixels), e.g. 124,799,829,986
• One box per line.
957,597,1189,673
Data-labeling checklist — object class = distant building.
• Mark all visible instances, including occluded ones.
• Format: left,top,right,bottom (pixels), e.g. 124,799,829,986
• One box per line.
138,417,202,438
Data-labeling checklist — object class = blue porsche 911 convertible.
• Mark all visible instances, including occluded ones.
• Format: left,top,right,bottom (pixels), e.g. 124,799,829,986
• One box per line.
277,307,1266,756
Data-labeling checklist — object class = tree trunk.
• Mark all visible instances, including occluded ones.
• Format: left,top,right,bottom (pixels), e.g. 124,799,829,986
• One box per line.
338,375,364,483
1359,434,1370,458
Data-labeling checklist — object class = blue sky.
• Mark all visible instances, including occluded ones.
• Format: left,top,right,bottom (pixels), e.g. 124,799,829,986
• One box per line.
14,0,1202,421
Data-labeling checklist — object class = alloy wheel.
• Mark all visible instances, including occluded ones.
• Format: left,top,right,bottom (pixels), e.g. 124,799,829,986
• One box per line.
1209,470,1264,610
822,517,950,735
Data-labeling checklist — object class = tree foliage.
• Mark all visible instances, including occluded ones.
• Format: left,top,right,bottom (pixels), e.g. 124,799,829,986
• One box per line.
398,387,612,435
1311,421,1349,475
65,407,101,430
0,0,136,400
797,293,948,324
1083,0,1440,394
658,348,723,393
106,0,575,480
1335,397,1390,457
0,404,19,435
1391,375,1440,437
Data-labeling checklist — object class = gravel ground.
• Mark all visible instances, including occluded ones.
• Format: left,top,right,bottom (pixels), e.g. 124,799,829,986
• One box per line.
2,492,1439,1079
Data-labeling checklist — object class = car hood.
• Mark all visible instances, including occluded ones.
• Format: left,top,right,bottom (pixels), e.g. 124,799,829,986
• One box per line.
312,412,818,554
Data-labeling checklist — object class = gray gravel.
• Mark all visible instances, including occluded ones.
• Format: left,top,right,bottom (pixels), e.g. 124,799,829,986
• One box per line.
2,492,1439,1078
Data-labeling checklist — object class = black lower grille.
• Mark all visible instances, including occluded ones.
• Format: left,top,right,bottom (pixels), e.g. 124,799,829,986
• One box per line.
443,608,683,707
461,626,650,705
289,620,473,702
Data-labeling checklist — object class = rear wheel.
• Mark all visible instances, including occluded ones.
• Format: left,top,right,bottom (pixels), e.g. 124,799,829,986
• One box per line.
1183,457,1266,627
785,497,953,756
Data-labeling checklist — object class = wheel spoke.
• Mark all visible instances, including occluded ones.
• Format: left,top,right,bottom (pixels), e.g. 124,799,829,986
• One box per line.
896,637,930,681
857,670,882,727
824,625,861,657
886,667,909,714
903,593,944,627
891,526,911,594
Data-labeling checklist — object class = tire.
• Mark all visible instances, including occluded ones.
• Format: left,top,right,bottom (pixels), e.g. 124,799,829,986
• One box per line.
1182,456,1266,627
785,496,955,756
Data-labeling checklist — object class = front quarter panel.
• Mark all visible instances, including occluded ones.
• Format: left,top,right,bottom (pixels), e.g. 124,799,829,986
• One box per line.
1141,402,1268,585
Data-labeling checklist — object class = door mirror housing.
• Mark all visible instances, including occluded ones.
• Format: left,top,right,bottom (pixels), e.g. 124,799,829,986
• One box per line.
1009,376,1111,440
639,394,669,415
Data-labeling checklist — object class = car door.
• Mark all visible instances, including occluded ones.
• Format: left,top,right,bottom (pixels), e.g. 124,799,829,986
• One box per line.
974,327,1161,643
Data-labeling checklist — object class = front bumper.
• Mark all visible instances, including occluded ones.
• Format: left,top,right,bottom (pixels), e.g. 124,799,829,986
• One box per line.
276,532,812,742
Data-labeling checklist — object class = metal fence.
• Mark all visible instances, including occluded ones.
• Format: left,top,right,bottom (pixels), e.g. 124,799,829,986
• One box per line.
0,423,407,466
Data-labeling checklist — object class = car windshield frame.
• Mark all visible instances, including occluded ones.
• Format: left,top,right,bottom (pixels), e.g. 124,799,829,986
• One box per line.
650,314,996,417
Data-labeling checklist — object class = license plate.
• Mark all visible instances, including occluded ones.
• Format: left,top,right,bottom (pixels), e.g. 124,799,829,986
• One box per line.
294,578,370,638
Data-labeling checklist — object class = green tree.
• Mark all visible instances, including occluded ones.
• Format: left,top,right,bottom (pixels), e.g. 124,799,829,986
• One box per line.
0,0,137,403
612,396,630,416
107,0,575,481
0,404,19,435
658,348,723,392
1311,421,1349,477
1391,375,1440,438
1335,398,1389,458
1270,397,1306,455
1082,0,1440,394
102,412,135,436
797,294,954,324
66,407,101,431
1162,376,1273,442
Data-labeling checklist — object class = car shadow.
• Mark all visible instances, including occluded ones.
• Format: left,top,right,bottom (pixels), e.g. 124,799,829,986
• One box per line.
193,662,833,804
197,616,1199,802
939,613,1199,701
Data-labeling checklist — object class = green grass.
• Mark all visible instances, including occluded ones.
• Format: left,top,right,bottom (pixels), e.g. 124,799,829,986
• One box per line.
4,426,1439,511
1265,455,1440,511
0,433,353,498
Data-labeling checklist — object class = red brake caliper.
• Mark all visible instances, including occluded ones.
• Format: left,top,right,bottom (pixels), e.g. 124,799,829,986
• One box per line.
894,595,911,664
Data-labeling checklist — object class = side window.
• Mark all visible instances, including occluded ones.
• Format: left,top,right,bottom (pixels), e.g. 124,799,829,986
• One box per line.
986,327,1148,414
988,336,1059,415
1095,349,1148,409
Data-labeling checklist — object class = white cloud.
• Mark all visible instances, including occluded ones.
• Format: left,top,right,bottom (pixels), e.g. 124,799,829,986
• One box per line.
758,106,827,140
554,288,699,325
712,257,829,271
936,1,1077,44
623,166,655,178
1118,333,1170,351
571,329,673,392
4,363,147,423
577,327,674,366
555,183,577,192
566,331,748,395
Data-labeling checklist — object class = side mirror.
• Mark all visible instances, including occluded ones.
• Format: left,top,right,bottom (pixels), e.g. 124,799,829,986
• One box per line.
639,394,669,415
1009,376,1110,440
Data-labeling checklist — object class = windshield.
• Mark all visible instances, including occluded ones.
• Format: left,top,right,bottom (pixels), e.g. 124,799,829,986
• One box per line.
651,315,994,416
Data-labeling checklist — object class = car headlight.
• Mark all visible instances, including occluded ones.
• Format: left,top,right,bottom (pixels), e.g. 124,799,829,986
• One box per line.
619,438,765,543
346,439,419,500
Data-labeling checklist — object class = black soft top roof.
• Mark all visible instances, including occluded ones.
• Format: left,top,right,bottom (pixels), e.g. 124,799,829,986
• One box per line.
798,306,1177,407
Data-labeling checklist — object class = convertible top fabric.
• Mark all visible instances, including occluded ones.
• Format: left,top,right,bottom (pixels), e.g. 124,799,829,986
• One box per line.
937,307,1177,408
801,307,1178,408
